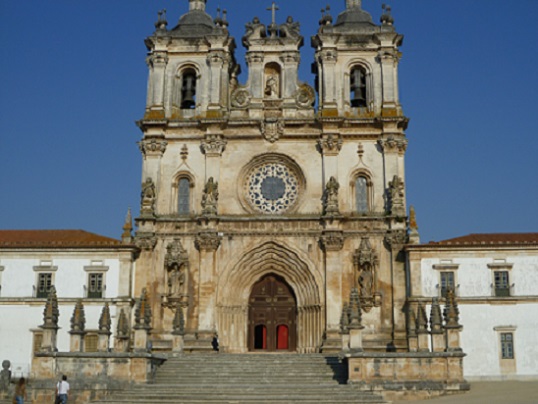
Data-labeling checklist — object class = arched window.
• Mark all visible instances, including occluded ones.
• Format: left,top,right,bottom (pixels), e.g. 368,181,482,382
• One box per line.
350,66,367,108
355,176,369,214
180,69,197,109
177,177,191,215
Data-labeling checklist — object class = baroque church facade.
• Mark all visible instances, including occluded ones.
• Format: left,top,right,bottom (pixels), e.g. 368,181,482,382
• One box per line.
1,4,536,400
135,0,409,354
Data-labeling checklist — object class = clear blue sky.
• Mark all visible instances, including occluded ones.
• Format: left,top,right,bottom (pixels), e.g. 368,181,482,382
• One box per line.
1,0,537,243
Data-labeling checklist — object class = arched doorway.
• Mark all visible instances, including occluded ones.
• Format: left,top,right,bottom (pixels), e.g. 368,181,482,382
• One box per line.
248,274,297,352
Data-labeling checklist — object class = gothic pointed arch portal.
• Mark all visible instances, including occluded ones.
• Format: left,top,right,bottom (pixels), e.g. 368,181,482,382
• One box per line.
248,274,297,352
217,242,324,353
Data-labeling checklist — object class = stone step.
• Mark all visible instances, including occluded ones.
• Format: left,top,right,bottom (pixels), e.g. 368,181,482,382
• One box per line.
91,353,388,404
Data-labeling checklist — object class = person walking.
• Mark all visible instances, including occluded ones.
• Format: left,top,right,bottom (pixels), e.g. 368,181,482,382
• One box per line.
13,377,27,404
55,375,69,404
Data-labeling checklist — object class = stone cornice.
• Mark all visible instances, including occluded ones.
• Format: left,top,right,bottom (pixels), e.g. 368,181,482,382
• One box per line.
408,296,538,305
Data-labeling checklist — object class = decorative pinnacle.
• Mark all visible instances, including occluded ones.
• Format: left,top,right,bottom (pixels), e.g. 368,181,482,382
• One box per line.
430,298,443,333
444,289,461,327
116,308,130,339
135,288,152,330
99,303,112,335
42,285,59,329
70,299,86,334
381,4,394,25
416,302,428,333
122,207,133,244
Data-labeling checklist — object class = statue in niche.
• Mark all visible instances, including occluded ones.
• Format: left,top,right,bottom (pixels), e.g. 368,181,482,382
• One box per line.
358,263,373,299
140,178,156,215
264,75,279,98
164,239,189,300
354,237,380,312
388,175,405,216
168,263,186,297
323,176,340,215
201,177,219,215
279,16,301,39
243,17,266,47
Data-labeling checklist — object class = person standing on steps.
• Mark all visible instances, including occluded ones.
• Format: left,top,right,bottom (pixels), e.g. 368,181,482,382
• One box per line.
13,377,27,404
55,375,69,404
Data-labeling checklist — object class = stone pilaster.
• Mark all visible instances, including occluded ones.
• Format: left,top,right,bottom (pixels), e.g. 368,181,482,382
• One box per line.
69,300,86,352
145,52,168,118
195,231,222,338
320,230,344,352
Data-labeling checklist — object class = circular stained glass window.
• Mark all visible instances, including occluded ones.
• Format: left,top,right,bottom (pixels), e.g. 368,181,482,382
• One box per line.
246,163,299,214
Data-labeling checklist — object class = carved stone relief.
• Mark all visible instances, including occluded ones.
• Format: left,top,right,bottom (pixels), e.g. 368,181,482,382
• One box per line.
353,237,381,312
164,239,189,303
260,118,284,143
140,178,156,217
201,177,219,216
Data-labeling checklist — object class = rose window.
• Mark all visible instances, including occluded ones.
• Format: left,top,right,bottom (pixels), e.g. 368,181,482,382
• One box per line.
246,163,299,214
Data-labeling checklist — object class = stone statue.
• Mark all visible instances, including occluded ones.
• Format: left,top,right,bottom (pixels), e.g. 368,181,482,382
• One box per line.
0,360,11,392
264,75,278,98
279,16,301,39
388,175,405,216
201,177,219,215
242,17,266,47
358,265,373,298
164,239,189,298
323,176,340,215
140,178,156,215
168,264,186,297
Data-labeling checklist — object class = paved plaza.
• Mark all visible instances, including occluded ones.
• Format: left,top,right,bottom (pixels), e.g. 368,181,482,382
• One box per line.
394,381,538,404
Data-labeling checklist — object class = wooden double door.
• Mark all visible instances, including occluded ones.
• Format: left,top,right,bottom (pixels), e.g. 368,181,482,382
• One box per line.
248,275,297,352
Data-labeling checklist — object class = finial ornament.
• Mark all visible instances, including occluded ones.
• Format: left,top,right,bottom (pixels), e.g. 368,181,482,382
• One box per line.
346,0,362,9
189,0,207,12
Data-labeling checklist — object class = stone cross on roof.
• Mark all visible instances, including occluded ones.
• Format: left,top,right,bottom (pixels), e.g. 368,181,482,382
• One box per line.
267,2,279,25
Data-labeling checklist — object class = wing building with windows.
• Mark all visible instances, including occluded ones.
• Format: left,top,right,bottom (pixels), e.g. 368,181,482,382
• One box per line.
0,1,536,398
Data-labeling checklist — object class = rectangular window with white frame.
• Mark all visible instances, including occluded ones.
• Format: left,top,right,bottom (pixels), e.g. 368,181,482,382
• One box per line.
494,326,516,375
488,261,513,298
33,262,58,298
501,332,514,359
87,273,104,298
432,262,459,298
494,271,510,297
84,262,108,299
37,273,53,298
440,271,455,298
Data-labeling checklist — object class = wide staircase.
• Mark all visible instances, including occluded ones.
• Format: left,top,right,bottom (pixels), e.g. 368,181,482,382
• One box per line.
94,353,388,404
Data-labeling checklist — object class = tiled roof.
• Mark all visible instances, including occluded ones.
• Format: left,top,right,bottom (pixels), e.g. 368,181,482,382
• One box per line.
428,233,538,247
0,230,121,247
